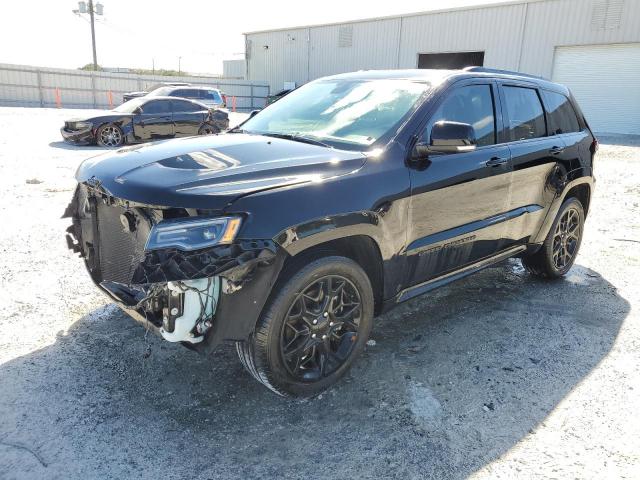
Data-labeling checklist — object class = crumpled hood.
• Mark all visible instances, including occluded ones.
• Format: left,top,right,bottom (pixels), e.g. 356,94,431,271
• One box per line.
75,133,367,210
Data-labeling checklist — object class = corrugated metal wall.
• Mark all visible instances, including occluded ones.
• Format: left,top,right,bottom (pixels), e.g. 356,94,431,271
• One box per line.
519,0,640,77
0,63,270,111
223,59,246,79
397,3,526,70
247,29,310,92
246,0,640,91
308,19,402,79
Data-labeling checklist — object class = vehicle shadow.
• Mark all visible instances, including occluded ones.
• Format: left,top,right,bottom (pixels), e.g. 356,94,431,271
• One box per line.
47,141,100,151
0,260,629,479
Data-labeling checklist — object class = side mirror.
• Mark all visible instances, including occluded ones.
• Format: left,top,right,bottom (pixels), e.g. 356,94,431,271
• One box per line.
429,121,477,153
249,110,260,119
133,106,143,114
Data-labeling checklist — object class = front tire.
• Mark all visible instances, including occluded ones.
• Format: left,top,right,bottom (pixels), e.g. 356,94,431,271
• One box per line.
96,123,124,147
522,197,585,278
236,256,374,397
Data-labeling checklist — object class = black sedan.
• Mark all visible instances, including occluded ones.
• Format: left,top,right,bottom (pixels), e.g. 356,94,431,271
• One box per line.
61,97,229,147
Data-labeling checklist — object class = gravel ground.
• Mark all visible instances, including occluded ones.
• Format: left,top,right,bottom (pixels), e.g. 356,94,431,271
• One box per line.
0,107,638,479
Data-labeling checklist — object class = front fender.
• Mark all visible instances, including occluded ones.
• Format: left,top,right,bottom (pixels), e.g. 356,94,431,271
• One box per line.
274,210,385,256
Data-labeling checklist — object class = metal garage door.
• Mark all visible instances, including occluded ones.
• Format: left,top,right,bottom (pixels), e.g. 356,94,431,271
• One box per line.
552,43,640,135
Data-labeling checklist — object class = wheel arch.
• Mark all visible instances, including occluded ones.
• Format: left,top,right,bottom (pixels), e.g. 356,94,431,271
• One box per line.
565,183,591,216
94,120,131,145
533,176,594,244
280,234,385,316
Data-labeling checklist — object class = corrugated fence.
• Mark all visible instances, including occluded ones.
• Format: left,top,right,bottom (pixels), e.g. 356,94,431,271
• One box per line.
0,63,269,111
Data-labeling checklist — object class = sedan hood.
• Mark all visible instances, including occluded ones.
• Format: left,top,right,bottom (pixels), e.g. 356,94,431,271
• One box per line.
65,112,133,124
75,133,367,210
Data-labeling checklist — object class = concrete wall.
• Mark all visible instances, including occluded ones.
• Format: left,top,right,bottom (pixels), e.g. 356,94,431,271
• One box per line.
246,0,640,90
0,63,270,111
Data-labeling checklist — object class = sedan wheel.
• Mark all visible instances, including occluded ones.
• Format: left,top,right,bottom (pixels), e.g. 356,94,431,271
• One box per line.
198,124,219,135
97,124,124,147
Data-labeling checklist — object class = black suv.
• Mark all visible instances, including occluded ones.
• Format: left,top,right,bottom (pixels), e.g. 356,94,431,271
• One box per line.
65,68,596,397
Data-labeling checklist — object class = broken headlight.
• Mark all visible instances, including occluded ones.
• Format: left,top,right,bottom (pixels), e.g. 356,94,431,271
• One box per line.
145,216,241,251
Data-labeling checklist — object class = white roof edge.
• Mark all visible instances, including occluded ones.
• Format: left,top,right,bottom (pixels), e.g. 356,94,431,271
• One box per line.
243,0,550,35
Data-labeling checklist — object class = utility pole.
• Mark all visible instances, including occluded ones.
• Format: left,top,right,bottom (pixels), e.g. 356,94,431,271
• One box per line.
73,1,104,70
89,0,98,70
178,56,182,75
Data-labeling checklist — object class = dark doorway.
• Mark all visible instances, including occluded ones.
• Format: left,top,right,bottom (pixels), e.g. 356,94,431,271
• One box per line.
418,51,485,69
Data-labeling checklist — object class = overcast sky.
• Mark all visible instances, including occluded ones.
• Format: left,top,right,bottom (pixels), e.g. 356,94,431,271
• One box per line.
0,0,513,74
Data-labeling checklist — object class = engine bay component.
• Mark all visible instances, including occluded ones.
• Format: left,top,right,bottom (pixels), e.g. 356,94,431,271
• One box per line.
159,278,219,344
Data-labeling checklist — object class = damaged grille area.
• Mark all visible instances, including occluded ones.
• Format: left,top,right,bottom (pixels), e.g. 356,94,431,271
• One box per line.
131,240,277,285
95,201,151,284
67,183,279,287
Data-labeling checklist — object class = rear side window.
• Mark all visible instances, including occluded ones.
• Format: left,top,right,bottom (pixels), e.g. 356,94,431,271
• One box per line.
425,84,496,147
502,86,546,141
172,100,202,113
201,89,223,103
543,91,581,135
142,100,171,114
171,89,198,99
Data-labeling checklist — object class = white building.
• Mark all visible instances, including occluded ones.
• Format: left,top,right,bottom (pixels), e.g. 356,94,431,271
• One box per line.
245,0,640,134
222,59,246,79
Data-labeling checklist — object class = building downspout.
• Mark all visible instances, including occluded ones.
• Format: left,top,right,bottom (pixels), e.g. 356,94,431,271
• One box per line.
307,27,311,83
396,16,404,68
516,2,529,72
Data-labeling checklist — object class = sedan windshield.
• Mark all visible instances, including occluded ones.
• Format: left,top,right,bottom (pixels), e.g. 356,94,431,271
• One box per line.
113,97,146,113
242,79,430,149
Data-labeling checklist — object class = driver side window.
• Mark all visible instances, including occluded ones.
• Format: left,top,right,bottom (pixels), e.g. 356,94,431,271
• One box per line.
422,85,496,147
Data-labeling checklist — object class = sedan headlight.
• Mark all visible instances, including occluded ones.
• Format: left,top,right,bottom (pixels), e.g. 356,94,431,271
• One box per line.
145,216,242,251
74,121,93,130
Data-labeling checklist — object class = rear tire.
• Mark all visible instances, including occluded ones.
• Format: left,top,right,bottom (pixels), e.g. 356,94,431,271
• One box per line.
522,197,585,279
236,256,374,397
198,124,219,135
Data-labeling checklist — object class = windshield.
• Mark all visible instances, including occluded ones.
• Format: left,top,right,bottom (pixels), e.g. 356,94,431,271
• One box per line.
242,79,430,149
147,87,172,97
113,97,146,113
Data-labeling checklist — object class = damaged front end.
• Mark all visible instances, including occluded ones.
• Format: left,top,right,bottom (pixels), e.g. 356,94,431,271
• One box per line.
63,182,285,352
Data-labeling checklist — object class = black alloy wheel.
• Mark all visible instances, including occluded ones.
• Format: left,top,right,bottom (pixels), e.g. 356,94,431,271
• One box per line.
551,205,582,270
236,256,374,397
281,275,362,381
522,197,585,278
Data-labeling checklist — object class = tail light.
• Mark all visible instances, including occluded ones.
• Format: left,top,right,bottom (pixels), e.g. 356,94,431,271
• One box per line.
590,138,599,154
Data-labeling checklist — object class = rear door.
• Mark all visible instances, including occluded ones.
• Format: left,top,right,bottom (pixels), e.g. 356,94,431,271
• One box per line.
541,88,594,180
172,100,206,137
497,82,564,247
406,80,513,286
132,99,173,140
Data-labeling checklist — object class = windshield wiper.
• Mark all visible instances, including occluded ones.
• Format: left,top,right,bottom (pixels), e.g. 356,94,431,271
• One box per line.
260,132,333,149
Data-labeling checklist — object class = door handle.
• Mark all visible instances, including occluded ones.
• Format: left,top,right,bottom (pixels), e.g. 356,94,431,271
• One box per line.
485,156,508,167
550,146,565,155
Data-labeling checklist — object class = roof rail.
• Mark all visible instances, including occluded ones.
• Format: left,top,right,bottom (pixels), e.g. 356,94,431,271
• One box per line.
463,66,547,81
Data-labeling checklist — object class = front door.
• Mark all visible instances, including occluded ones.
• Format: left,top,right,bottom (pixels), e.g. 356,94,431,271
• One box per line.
133,99,174,141
406,81,513,286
